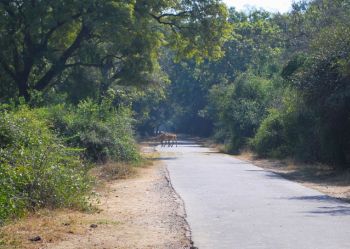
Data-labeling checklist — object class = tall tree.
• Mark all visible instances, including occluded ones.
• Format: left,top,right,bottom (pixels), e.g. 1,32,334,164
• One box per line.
0,0,230,101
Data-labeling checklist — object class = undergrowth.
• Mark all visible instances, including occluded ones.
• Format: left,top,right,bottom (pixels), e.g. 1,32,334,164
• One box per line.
0,105,91,225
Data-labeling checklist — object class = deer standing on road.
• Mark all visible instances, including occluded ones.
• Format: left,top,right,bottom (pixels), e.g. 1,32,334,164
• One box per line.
158,132,178,147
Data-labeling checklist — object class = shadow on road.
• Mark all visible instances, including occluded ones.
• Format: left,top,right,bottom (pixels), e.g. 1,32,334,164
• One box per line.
278,195,350,216
245,170,285,180
308,206,350,216
152,157,178,161
288,195,335,202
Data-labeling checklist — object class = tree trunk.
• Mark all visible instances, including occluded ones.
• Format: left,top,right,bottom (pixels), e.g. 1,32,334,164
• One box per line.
18,81,30,102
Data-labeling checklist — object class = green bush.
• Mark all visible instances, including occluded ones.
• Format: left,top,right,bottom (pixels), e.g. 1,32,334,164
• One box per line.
0,106,91,224
250,109,288,158
251,91,325,162
208,73,272,153
44,93,140,163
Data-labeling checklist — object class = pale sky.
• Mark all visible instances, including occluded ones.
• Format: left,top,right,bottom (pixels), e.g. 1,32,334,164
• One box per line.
223,0,294,13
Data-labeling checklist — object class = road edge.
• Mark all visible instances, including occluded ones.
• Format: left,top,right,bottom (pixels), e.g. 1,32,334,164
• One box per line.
163,164,197,249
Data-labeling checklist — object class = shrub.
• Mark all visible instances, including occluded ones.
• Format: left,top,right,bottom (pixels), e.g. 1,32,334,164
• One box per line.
44,93,140,163
250,109,288,158
0,106,91,224
251,91,325,162
208,73,272,153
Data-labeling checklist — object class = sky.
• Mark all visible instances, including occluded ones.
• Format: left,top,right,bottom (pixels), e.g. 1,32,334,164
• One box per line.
223,0,294,13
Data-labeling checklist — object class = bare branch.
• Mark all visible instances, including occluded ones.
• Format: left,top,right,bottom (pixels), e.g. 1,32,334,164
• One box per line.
149,13,185,32
156,11,190,19
64,62,101,68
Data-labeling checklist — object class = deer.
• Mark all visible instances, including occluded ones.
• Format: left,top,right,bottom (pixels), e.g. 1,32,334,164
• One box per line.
158,132,178,147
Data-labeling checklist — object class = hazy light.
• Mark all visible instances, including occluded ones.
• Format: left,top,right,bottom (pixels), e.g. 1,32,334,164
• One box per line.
223,0,293,13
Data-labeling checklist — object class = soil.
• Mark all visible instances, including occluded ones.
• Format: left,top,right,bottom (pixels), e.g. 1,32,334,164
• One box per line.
0,147,192,249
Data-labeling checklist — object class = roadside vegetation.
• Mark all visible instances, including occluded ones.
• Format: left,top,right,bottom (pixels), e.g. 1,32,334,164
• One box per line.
0,94,140,224
0,105,92,224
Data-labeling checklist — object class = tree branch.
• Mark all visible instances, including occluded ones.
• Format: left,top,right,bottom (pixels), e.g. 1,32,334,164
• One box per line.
101,54,124,63
149,9,194,34
156,11,190,19
64,62,101,68
149,12,188,31
0,58,16,81
34,24,90,91
42,13,82,48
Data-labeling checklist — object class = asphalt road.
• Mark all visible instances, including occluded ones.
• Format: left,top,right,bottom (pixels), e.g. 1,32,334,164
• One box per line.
157,140,350,249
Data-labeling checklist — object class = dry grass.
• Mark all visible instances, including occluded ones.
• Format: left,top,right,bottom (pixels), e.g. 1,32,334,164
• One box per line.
202,139,227,153
0,208,126,249
0,209,88,249
94,162,136,181
91,150,161,182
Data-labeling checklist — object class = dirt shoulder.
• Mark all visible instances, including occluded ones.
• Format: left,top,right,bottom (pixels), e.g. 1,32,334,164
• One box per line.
235,151,350,202
0,148,191,249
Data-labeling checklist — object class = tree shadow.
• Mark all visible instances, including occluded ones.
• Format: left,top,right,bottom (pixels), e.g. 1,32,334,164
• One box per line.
307,205,350,216
288,195,337,202
281,195,350,216
152,157,178,161
251,157,350,188
245,170,285,180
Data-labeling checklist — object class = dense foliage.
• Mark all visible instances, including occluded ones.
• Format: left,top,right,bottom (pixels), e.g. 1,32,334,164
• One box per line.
157,0,350,168
0,0,230,102
0,105,91,224
45,93,140,163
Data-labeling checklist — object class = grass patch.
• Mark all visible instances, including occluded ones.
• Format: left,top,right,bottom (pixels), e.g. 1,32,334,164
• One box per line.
92,150,160,181
0,209,87,249
97,162,136,181
94,219,121,226
202,138,229,153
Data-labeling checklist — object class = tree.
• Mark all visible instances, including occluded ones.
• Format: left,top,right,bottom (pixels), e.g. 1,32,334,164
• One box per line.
0,0,230,101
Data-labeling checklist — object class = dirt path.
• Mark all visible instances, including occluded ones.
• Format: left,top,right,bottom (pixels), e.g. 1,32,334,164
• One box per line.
0,150,191,249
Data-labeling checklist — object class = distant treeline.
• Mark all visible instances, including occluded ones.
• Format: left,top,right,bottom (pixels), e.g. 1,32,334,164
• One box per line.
160,0,350,168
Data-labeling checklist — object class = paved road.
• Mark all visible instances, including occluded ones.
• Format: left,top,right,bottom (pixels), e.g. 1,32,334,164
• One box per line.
157,140,350,249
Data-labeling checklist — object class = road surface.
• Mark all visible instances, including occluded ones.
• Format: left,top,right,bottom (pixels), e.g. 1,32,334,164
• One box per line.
157,140,350,249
